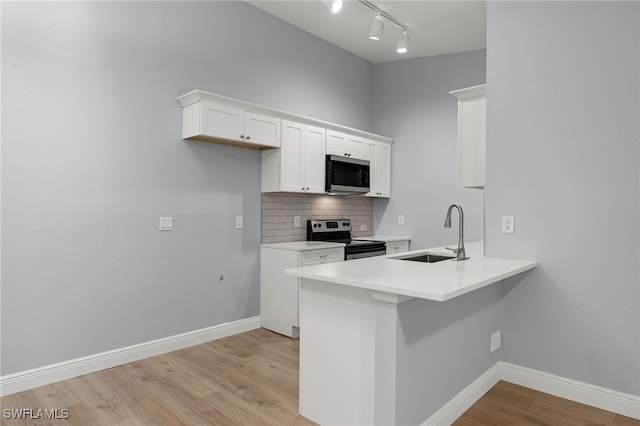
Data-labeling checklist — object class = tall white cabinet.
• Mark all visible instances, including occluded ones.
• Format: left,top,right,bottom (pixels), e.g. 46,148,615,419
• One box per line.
450,84,486,188
262,120,326,193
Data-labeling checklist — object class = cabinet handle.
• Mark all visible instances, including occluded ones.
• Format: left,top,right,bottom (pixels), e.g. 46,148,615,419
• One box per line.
240,134,245,139
306,187,310,190
246,135,251,140
394,246,400,250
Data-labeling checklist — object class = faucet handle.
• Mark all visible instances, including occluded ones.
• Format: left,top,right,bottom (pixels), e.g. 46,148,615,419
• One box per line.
445,246,459,253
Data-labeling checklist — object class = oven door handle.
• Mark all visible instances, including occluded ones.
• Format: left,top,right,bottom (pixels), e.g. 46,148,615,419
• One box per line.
346,249,387,260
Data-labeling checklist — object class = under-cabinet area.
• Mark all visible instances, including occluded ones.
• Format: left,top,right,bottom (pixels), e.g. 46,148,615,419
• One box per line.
177,90,393,198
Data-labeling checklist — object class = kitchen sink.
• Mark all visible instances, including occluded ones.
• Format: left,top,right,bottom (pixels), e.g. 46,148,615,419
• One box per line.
395,253,455,263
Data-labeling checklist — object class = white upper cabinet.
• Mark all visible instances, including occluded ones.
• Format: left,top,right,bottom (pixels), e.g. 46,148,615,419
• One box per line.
177,91,280,149
364,140,391,198
450,84,486,188
326,130,366,160
178,90,394,196
262,120,326,194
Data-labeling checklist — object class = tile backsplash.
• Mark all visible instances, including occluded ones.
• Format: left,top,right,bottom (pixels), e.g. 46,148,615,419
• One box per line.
261,193,374,244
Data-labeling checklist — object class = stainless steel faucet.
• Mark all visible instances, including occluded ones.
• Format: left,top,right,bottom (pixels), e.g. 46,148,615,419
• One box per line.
444,204,469,261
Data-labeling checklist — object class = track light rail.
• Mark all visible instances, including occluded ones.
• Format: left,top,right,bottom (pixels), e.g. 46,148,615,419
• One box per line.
358,0,407,31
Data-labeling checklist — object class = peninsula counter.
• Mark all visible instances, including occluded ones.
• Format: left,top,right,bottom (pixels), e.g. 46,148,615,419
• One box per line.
286,241,537,425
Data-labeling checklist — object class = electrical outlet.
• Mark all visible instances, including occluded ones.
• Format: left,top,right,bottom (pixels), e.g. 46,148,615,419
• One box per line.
235,216,243,229
360,224,367,231
398,215,405,225
159,217,173,231
502,216,514,234
491,330,502,352
294,216,301,228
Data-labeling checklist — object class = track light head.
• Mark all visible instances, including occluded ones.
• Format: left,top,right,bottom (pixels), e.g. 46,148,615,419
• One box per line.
368,14,384,40
331,0,343,14
396,30,409,54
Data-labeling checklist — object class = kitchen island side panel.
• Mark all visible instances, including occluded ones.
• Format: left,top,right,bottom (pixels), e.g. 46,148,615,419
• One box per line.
299,279,376,425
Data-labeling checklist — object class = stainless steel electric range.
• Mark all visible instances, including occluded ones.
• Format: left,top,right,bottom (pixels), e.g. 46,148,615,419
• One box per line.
307,219,386,260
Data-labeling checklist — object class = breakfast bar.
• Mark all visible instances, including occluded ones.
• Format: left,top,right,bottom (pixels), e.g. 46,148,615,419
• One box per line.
286,242,537,425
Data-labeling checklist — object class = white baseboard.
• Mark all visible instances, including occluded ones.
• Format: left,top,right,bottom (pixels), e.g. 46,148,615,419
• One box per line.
424,361,640,425
423,362,502,425
500,362,640,420
0,316,261,397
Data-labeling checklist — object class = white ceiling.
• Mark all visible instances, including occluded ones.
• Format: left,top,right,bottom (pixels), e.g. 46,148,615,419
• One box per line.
247,0,487,64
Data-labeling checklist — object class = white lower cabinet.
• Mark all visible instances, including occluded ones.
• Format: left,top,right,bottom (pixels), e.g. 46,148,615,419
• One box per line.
260,245,343,337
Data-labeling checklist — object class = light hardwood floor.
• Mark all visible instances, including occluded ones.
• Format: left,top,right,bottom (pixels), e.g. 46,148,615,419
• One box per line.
454,380,639,426
1,328,638,425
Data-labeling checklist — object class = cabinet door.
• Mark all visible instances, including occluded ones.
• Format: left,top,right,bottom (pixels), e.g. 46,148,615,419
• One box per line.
326,130,365,159
375,142,391,197
364,140,391,198
202,101,244,141
364,141,378,197
326,130,347,156
451,84,486,188
458,97,486,187
303,125,326,193
344,134,365,159
280,121,305,192
245,111,281,148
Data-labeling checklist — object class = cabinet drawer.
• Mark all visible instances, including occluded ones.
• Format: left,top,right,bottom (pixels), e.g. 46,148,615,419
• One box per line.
300,248,344,266
386,241,410,254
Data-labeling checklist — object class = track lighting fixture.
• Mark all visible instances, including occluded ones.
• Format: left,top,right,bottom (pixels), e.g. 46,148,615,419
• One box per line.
358,0,409,54
368,14,384,40
396,30,409,54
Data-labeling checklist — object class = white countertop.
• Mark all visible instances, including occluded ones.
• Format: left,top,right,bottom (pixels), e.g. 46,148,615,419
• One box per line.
353,235,411,242
260,241,345,251
286,241,538,302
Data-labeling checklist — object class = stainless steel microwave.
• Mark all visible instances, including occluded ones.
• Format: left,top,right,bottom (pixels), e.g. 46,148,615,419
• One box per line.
325,155,370,195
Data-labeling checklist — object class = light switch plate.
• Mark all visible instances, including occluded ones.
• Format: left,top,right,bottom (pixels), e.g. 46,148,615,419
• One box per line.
159,217,173,231
502,216,514,234
398,215,405,225
235,216,243,229
294,216,301,228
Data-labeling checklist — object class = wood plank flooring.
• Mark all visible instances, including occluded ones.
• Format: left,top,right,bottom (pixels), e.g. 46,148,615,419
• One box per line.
1,328,315,426
1,328,638,425
454,380,639,426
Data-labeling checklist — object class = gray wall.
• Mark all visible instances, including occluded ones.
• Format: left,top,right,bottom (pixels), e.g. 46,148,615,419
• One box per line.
486,1,639,395
395,284,502,424
372,51,486,250
1,1,374,375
